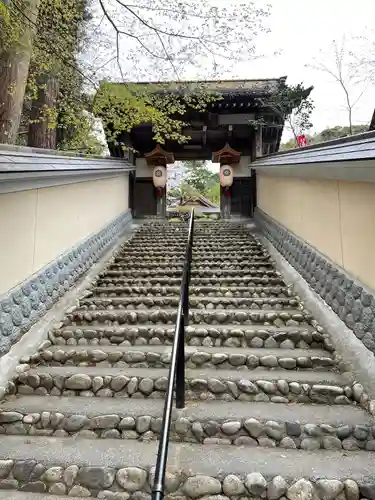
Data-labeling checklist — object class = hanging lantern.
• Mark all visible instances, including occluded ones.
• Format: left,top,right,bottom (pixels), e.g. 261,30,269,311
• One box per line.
153,165,167,188
220,164,234,188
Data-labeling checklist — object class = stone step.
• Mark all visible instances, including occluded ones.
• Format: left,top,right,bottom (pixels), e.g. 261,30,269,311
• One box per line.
77,296,300,310
109,260,274,269
129,235,189,241
91,285,293,298
26,344,334,370
101,269,280,278
52,324,322,349
63,308,312,327
0,435,374,496
13,366,349,404
191,269,280,276
121,249,268,257
131,235,257,242
0,493,87,500
107,262,186,271
96,276,286,286
100,269,185,278
0,397,372,450
192,263,274,270
115,254,271,263
117,244,265,252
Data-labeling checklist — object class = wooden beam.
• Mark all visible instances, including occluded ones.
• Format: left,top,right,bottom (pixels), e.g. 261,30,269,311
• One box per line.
218,114,255,125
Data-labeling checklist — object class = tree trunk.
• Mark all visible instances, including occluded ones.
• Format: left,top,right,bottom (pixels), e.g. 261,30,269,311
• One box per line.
0,0,40,143
28,73,59,149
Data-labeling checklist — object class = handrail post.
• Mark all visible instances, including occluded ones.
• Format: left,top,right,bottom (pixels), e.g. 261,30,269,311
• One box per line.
151,208,194,500
175,312,185,409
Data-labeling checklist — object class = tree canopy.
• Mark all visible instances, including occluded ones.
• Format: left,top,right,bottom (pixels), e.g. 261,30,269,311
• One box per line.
168,160,220,206
0,0,273,151
280,124,369,150
248,82,314,141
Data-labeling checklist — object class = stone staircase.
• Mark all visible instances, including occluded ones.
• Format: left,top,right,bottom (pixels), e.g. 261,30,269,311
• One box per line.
0,220,374,500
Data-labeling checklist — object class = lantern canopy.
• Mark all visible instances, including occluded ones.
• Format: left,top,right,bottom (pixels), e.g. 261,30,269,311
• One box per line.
145,144,175,167
212,143,241,166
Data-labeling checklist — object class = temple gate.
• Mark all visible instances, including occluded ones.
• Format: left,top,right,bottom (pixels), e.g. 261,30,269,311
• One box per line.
104,78,288,218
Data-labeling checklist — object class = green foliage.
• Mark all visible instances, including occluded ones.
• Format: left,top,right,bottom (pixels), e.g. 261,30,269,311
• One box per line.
168,161,220,207
184,160,218,192
280,124,369,150
250,83,314,139
94,82,221,148
57,112,105,155
206,182,221,205
168,181,198,205
317,124,368,141
2,0,100,151
184,160,220,205
0,1,20,53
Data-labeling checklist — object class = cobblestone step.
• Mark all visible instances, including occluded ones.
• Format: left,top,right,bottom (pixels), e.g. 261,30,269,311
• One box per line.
13,366,350,404
0,397,372,450
77,296,301,310
109,260,274,269
0,493,86,500
115,244,265,252
51,323,323,348
121,249,267,256
101,268,280,278
96,276,286,286
0,435,374,498
91,285,293,298
25,344,334,371
114,254,271,263
2,219,374,497
131,236,258,242
64,308,312,327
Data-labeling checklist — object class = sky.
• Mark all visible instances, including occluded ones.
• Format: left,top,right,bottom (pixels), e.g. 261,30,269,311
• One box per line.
237,0,375,138
91,0,375,145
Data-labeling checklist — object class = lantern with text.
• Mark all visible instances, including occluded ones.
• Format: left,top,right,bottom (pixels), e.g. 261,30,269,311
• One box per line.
220,164,234,188
297,135,307,147
153,165,167,188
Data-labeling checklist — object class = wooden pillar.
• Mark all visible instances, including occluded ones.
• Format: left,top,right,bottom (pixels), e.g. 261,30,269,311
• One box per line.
144,145,174,219
213,143,241,220
255,126,263,158
155,187,167,218
220,186,231,219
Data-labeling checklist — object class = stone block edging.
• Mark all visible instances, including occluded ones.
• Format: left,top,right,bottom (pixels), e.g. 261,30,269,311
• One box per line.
0,211,132,357
0,462,372,499
254,208,375,354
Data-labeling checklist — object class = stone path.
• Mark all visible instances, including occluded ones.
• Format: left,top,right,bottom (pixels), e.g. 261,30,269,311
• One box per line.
0,221,374,499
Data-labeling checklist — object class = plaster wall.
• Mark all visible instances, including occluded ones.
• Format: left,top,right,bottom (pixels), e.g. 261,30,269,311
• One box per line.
0,174,129,295
135,158,152,178
233,156,251,177
257,174,375,289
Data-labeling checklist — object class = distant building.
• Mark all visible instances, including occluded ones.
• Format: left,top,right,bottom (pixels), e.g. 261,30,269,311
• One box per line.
170,194,220,214
167,163,186,189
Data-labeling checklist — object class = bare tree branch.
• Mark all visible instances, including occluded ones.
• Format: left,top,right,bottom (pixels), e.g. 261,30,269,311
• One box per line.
307,38,369,135
114,0,204,40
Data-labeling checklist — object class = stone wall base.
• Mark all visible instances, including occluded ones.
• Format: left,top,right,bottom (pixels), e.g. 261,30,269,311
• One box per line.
0,211,132,357
254,208,375,355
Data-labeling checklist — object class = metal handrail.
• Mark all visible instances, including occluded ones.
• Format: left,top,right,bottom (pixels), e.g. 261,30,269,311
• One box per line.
151,208,195,500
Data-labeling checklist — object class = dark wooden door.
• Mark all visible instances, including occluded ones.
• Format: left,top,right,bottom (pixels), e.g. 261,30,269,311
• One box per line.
231,178,253,217
134,178,157,217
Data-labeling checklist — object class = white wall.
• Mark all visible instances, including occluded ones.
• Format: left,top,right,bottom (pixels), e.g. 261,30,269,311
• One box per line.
257,174,375,290
0,174,129,295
